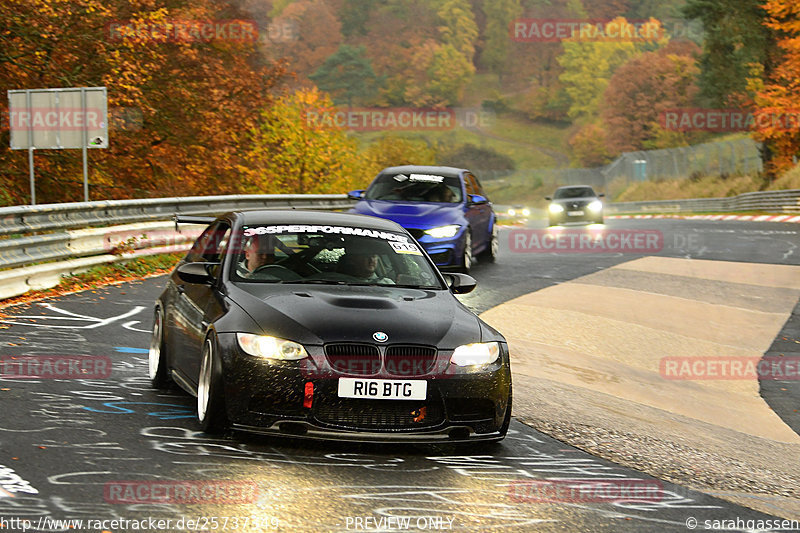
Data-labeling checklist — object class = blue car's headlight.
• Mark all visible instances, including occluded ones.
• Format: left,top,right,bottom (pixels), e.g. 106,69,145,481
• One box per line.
549,204,564,214
450,342,500,367
425,224,461,239
237,333,308,360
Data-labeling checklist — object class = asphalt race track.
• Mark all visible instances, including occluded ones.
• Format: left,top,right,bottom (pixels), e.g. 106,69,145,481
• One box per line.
0,218,798,532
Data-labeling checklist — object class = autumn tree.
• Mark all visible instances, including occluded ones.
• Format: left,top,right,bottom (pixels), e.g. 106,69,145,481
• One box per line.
310,45,381,106
602,41,702,154
683,0,773,107
266,0,343,79
358,135,438,184
750,0,800,177
239,88,360,194
479,0,522,74
0,0,286,204
557,31,643,119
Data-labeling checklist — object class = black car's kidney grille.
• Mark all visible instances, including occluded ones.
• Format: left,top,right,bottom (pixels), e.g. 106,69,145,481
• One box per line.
384,345,438,376
325,344,380,375
314,399,444,429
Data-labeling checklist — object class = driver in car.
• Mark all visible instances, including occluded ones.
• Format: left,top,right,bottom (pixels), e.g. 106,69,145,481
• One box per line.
337,240,394,284
242,234,278,275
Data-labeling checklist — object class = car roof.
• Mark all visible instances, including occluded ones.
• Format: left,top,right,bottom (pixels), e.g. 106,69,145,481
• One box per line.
555,185,596,190
378,165,468,177
227,209,407,232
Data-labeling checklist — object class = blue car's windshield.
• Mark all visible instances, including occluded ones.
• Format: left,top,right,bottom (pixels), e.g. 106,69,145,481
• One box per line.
364,173,463,203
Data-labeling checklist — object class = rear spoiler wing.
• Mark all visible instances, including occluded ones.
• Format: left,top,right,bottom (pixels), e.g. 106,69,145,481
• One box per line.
174,215,216,231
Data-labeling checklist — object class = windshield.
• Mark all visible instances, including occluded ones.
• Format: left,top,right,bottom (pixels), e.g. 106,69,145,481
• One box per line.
230,225,443,288
364,173,463,203
554,187,597,199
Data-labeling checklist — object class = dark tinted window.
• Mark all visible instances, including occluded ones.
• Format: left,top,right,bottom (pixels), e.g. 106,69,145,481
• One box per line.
364,172,463,203
554,187,597,199
185,222,231,263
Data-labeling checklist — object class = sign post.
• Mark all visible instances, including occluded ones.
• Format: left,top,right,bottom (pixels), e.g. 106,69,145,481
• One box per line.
8,87,108,204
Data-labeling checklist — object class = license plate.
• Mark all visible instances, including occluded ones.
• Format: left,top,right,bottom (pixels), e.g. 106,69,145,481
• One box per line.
567,210,584,216
337,378,426,400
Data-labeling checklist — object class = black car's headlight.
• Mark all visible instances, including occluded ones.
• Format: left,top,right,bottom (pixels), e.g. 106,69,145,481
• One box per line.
425,224,461,239
236,333,308,360
587,200,603,212
450,342,501,367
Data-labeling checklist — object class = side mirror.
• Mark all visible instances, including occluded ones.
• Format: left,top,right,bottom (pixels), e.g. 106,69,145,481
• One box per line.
468,194,488,205
544,196,551,201
347,189,365,200
598,193,605,198
443,273,477,294
177,262,218,284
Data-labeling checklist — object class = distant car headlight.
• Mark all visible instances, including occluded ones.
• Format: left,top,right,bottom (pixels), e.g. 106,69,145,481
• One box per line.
587,200,603,212
425,224,461,239
450,342,501,367
236,333,308,360
549,204,564,214
522,208,531,217
508,208,516,216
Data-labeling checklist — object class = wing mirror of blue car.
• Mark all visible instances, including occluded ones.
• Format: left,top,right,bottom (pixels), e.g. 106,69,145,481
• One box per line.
347,189,365,200
443,273,477,294
468,194,488,205
544,196,552,200
598,193,605,197
177,262,218,284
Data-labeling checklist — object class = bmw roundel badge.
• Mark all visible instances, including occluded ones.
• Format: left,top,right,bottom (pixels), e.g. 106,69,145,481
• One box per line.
373,331,388,342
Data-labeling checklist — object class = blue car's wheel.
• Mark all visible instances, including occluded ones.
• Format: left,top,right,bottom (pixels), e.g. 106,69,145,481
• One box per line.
457,231,472,273
479,223,498,263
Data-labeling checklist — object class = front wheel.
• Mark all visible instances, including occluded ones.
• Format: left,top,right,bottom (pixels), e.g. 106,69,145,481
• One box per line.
197,335,229,434
148,307,172,389
457,231,472,273
479,223,498,263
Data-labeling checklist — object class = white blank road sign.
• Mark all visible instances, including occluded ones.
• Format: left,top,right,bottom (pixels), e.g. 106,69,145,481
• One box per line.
8,87,108,150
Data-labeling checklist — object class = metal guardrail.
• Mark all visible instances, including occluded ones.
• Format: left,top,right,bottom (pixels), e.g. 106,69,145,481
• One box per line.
0,194,354,236
0,194,355,301
606,189,800,214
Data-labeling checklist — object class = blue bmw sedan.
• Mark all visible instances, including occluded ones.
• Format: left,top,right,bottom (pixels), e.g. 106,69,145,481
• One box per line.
349,165,498,273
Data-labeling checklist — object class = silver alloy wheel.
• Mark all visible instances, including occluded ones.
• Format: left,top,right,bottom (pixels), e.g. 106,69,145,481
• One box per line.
463,232,472,271
197,339,213,422
490,225,499,257
148,311,162,380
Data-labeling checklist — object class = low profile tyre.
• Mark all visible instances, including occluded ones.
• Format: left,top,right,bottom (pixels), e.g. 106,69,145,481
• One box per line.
479,224,498,263
197,335,229,434
148,307,172,389
457,231,473,274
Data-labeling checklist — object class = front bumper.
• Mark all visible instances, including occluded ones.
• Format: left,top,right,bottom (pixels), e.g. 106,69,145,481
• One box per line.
404,227,466,268
549,208,603,224
217,333,511,442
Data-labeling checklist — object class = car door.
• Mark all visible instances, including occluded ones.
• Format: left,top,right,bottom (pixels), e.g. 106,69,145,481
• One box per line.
169,220,231,386
464,172,492,251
